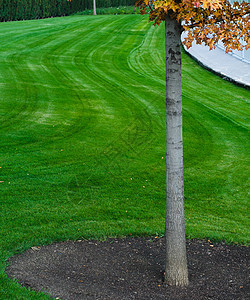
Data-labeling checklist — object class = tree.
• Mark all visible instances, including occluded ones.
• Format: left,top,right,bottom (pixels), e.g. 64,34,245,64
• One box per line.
93,0,97,15
136,0,250,287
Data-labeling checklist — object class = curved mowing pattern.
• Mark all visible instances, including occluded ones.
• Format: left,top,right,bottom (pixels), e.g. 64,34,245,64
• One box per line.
0,14,249,298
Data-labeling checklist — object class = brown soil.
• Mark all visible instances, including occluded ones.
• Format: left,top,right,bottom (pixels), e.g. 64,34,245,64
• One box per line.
6,237,249,300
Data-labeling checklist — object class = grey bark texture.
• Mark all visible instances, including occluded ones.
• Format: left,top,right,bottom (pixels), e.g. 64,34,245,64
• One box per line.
164,14,189,286
93,0,96,15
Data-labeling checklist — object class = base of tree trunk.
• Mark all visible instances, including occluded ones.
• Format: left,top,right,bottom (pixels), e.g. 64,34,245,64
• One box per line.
164,271,189,286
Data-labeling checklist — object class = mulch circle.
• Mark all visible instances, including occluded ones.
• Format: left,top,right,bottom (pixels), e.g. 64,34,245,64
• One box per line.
6,237,249,300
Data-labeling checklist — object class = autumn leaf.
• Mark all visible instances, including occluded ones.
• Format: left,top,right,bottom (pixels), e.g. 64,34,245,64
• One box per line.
136,0,250,52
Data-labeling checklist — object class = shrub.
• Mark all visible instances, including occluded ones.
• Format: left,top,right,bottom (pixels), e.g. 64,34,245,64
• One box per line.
0,0,136,22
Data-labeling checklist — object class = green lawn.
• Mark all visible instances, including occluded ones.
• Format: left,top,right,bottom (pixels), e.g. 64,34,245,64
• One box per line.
0,14,249,299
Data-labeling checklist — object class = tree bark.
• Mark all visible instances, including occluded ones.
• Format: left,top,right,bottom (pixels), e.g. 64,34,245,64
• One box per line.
164,14,189,286
93,0,96,15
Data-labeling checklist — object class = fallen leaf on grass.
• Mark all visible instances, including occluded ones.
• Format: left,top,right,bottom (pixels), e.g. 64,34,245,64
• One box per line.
31,247,40,251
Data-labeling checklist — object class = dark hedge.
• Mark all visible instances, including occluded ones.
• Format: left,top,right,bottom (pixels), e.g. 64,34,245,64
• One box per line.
0,0,135,22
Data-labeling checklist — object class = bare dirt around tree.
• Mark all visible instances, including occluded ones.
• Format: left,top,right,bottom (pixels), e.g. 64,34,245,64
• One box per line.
6,237,249,300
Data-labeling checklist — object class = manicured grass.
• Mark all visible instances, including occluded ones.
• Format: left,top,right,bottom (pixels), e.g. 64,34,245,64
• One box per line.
76,5,141,15
0,14,249,298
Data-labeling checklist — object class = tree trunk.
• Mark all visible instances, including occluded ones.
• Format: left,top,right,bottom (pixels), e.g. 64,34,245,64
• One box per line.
93,0,96,15
164,14,189,286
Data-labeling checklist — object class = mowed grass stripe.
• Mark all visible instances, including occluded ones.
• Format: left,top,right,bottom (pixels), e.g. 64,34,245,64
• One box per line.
0,14,249,299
